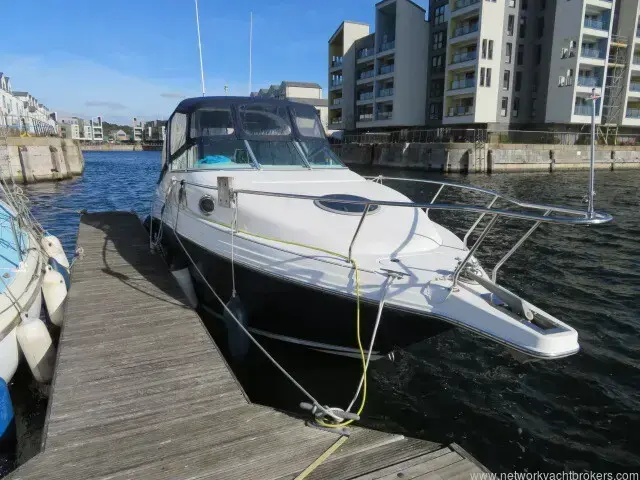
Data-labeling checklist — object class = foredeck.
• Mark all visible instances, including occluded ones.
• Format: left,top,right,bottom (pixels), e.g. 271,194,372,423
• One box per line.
7,211,487,479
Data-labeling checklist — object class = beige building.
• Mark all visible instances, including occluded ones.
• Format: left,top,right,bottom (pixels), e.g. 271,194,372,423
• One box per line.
328,0,429,131
251,81,329,130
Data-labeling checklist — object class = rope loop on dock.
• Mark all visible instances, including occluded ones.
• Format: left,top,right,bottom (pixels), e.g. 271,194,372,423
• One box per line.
155,180,395,430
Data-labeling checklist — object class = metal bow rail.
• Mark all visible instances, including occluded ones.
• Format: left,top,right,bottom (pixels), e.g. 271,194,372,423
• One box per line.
225,175,612,289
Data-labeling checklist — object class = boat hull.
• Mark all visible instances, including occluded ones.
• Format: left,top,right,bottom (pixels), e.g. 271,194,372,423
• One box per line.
165,229,454,356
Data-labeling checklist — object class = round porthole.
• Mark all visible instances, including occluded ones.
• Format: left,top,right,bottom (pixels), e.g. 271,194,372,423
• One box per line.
313,194,380,215
199,195,215,215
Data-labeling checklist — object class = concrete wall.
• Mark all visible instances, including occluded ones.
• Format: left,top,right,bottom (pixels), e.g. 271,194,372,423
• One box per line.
1,137,84,183
392,0,428,127
80,143,144,151
334,142,640,173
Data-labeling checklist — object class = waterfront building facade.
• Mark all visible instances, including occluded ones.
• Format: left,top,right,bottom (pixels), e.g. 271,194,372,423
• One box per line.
329,0,640,132
328,0,429,130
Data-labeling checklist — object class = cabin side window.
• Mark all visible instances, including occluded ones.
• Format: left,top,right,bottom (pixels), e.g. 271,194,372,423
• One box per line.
190,108,252,169
169,112,189,170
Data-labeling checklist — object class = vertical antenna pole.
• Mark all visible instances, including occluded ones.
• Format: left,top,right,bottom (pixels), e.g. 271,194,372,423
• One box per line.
195,0,206,96
249,11,253,95
588,88,597,218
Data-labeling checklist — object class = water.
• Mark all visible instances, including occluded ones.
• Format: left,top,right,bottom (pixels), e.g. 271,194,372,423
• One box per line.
3,151,639,475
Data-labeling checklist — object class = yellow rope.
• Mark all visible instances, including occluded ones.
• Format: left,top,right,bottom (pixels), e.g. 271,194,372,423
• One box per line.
293,435,349,480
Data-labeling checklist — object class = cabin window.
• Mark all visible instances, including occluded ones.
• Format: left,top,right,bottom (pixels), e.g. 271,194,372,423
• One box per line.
193,138,253,170
238,103,292,136
298,139,345,168
190,108,234,138
247,140,306,168
169,113,187,155
290,106,325,138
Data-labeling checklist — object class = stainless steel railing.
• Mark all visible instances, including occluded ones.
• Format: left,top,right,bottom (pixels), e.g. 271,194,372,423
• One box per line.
183,174,613,290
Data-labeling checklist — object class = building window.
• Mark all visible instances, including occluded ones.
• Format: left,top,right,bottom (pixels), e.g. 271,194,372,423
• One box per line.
432,54,444,73
488,40,494,60
480,67,486,86
482,39,487,59
515,71,522,91
505,43,513,63
537,17,545,38
536,44,542,64
434,6,445,25
532,73,538,93
540,0,545,10
486,68,492,87
501,97,508,116
512,97,520,117
503,70,511,90
430,79,444,97
522,0,528,10
507,15,515,36
508,0,515,7
517,44,524,65
519,16,527,38
433,31,445,50
429,102,442,120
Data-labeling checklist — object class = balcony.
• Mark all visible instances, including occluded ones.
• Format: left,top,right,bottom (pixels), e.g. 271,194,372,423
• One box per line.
377,111,393,120
379,65,395,75
331,98,343,106
447,106,474,117
583,18,607,31
330,80,343,89
358,48,375,60
358,113,374,122
359,70,375,80
379,40,395,53
452,23,479,39
358,91,374,101
574,105,593,116
378,88,394,97
331,57,343,68
637,29,640,38
581,47,605,59
453,0,481,11
330,117,343,125
630,83,640,92
449,78,476,90
577,76,602,87
451,51,477,64
626,108,640,118
634,55,640,65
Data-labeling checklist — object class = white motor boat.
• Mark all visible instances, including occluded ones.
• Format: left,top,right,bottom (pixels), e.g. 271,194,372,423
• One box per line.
150,97,612,360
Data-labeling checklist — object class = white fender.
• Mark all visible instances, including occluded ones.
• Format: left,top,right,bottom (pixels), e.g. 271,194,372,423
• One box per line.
171,267,198,308
16,316,55,383
43,265,67,326
41,235,69,269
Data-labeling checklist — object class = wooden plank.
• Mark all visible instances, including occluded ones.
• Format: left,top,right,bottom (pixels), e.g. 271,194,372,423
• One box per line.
6,212,488,480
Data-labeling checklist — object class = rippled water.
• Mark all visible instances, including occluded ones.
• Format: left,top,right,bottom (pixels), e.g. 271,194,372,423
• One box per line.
3,151,639,475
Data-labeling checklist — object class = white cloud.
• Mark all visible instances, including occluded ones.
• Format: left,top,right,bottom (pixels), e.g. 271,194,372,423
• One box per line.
0,52,246,122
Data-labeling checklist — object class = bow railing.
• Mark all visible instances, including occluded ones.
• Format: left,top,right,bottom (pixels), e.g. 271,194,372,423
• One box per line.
183,175,613,290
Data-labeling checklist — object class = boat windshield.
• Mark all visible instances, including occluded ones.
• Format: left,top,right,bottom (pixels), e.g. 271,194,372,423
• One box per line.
298,139,344,168
183,103,343,170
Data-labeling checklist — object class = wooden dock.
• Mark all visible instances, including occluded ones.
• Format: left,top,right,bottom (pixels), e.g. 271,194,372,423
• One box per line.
8,212,488,479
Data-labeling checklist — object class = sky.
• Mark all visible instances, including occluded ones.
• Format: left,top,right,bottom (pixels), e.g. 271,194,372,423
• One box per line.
1,0,428,124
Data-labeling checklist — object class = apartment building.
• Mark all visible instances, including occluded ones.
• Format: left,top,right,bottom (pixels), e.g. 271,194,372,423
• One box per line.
144,120,167,142
251,81,329,129
427,0,450,124
328,0,429,130
132,118,143,142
